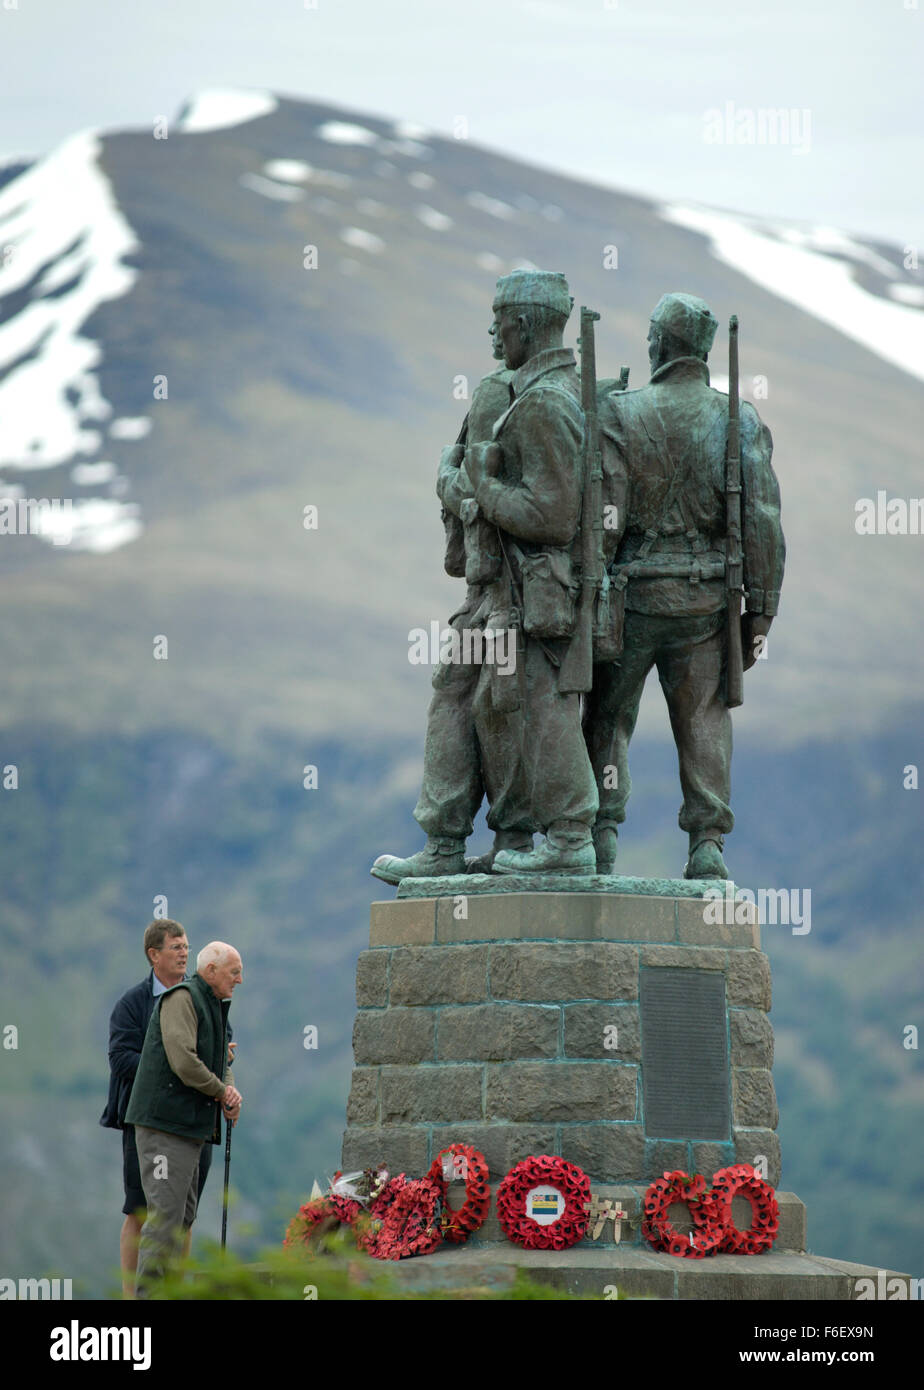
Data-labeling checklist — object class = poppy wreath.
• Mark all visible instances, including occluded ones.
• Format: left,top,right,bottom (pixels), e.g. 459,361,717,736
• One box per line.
352,1173,410,1257
283,1197,342,1249
369,1176,444,1260
641,1171,725,1259
496,1155,591,1251
427,1144,492,1244
710,1164,780,1254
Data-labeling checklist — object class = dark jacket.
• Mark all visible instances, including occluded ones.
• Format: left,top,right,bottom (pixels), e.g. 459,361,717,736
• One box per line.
100,970,231,1131
125,974,230,1143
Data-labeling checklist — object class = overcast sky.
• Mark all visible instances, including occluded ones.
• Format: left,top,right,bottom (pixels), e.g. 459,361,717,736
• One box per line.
1,0,921,248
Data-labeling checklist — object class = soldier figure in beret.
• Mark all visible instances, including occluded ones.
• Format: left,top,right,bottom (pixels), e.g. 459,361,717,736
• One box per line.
373,270,599,881
585,292,784,879
467,269,598,875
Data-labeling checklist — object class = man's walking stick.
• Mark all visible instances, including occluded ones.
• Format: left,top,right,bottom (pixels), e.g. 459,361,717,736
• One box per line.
220,1116,232,1250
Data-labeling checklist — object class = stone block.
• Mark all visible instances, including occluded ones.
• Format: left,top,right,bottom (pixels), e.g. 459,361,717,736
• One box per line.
355,950,389,1008
389,944,488,1006
352,1007,435,1065
641,945,725,972
597,894,676,942
730,1008,775,1068
776,1192,806,1252
435,891,598,942
645,1139,688,1174
691,1141,735,1178
486,1062,637,1123
346,1067,378,1125
341,1125,429,1176
437,1003,559,1061
380,1064,483,1123
560,1124,646,1182
490,942,638,1002
428,1123,557,1180
676,895,759,948
369,898,436,947
727,951,772,1009
564,1003,640,1060
733,1128,781,1187
733,1069,779,1127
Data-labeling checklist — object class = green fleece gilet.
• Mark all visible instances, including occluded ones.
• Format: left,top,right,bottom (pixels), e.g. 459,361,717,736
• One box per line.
126,973,228,1143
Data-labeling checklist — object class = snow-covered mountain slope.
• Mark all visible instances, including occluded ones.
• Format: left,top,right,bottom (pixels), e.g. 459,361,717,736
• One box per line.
663,203,924,383
0,131,144,550
0,88,920,745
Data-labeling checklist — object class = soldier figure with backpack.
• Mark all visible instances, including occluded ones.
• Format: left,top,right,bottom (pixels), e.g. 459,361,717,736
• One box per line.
584,292,785,879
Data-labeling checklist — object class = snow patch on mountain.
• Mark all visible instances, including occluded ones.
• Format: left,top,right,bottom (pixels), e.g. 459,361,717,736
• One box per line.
891,284,924,307
415,205,452,231
317,120,432,161
394,121,430,140
466,192,518,221
0,130,141,469
263,159,313,184
318,121,378,147
178,89,278,133
662,203,924,384
108,417,151,441
239,172,304,202
37,497,143,552
341,227,385,254
71,461,117,485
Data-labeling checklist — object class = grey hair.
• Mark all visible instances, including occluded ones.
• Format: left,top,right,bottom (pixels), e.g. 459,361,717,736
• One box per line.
197,941,231,973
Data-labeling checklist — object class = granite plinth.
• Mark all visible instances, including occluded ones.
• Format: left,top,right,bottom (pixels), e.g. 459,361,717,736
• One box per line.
342,889,778,1186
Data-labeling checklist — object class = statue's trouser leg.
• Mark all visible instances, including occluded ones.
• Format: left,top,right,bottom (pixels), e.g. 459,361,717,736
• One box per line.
472,647,534,837
584,615,656,828
654,610,733,838
413,653,484,841
477,634,597,839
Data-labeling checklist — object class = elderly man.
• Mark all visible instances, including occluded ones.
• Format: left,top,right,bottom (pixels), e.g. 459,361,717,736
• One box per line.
100,919,231,1297
126,940,243,1296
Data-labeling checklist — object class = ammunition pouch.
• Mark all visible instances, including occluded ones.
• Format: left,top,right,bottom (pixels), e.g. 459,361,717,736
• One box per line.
440,445,466,578
460,497,502,585
442,508,466,578
519,547,579,639
592,569,626,662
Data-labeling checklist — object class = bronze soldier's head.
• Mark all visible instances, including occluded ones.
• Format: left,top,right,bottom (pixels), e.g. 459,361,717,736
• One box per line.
648,292,718,374
490,269,573,370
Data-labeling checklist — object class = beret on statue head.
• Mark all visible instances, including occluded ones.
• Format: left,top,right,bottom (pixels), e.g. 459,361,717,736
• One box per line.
493,269,573,318
650,292,719,356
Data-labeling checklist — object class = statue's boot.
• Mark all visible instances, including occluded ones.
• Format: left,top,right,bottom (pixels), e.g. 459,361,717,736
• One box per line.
371,835,466,886
493,821,595,876
465,829,534,876
683,833,729,881
593,821,619,876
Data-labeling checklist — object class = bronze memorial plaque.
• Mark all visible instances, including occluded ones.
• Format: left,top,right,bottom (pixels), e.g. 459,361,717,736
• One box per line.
640,966,730,1140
